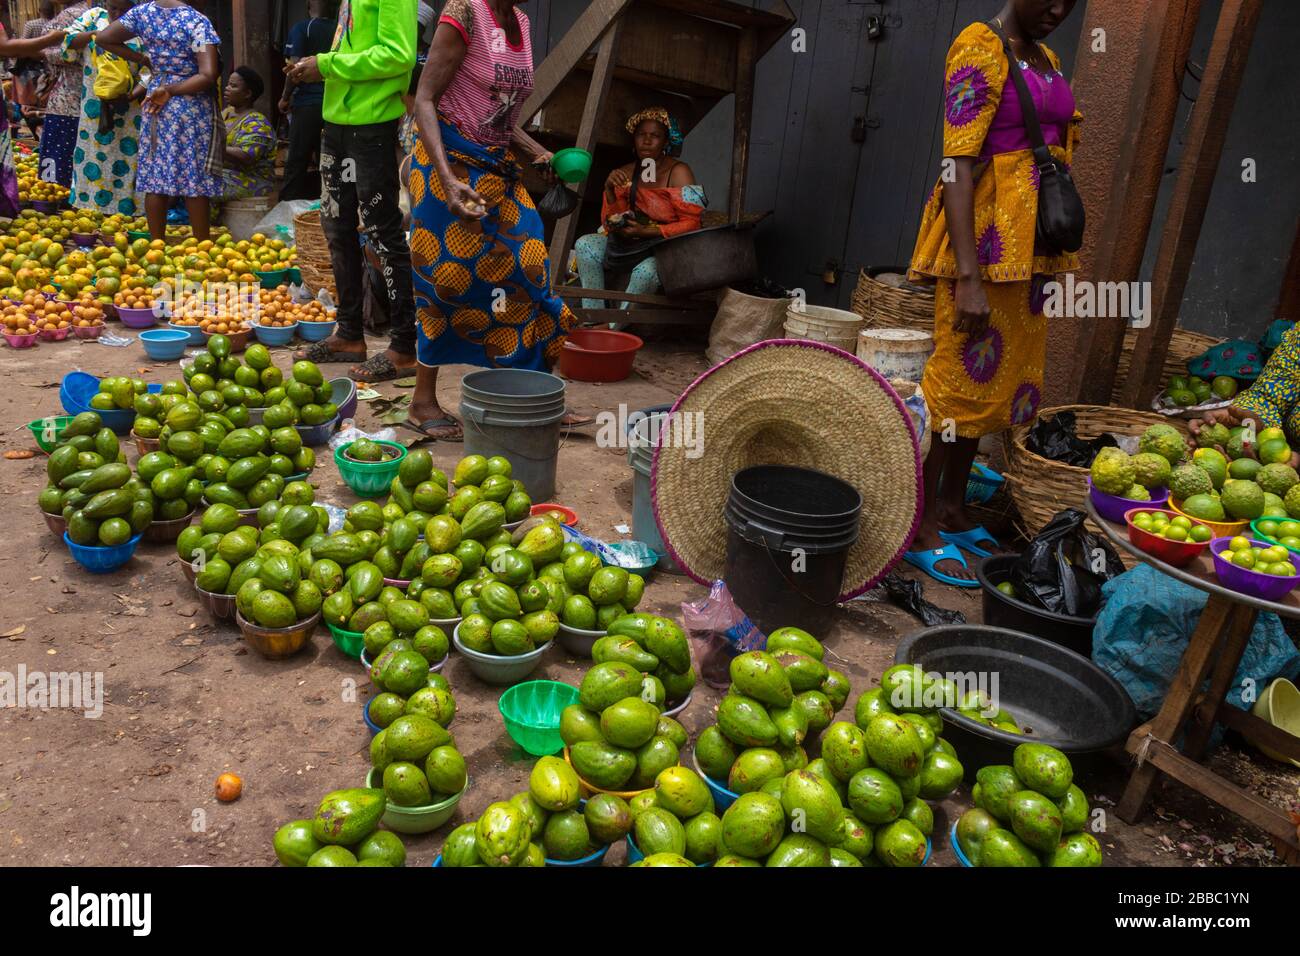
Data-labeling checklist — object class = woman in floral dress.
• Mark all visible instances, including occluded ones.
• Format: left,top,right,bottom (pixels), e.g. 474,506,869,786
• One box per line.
95,0,222,240
61,0,147,216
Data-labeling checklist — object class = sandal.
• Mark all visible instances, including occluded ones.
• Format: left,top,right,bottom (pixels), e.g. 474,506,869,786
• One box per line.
295,339,366,364
399,416,463,442
561,413,595,433
902,543,980,589
939,526,1001,559
348,352,416,383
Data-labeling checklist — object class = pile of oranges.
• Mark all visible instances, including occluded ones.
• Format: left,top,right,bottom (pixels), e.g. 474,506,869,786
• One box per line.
112,276,159,312
255,285,335,327
2,300,36,335
196,314,250,335
67,293,105,328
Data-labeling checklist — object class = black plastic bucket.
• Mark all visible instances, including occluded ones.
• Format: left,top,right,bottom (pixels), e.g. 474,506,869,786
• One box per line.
894,624,1137,780
723,465,861,636
977,555,1096,658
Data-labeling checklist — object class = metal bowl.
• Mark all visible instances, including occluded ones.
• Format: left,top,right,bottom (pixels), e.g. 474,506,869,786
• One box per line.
235,609,320,659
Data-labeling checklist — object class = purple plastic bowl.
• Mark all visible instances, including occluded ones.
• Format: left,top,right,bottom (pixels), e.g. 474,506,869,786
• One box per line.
117,305,159,329
1087,477,1169,523
1210,537,1300,603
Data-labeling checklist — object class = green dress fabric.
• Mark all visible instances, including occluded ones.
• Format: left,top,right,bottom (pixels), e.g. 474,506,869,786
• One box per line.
61,9,145,216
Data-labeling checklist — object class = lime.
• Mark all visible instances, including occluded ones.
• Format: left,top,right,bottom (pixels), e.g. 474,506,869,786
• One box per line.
996,581,1016,598
1282,522,1300,537
1232,550,1257,569
1132,516,1153,532
1280,536,1300,551
1262,546,1290,564
1271,562,1296,577
1228,536,1253,552
1170,516,1192,529
1257,519,1281,538
1164,525,1188,542
1188,525,1212,543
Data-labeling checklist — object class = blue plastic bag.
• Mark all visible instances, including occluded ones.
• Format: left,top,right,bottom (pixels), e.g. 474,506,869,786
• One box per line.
1092,565,1300,742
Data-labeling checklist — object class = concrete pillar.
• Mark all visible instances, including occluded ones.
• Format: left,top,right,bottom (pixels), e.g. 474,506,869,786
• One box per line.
1041,0,1202,407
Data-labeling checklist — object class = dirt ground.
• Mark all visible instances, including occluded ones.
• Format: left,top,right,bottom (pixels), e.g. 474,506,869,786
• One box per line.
0,331,1294,867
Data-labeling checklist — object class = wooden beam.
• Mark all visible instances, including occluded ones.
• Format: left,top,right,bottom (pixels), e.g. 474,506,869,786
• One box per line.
1121,0,1264,408
1199,697,1300,762
547,20,622,274
574,308,714,326
1275,218,1300,319
643,0,792,30
556,286,712,307
1181,603,1256,761
521,0,633,118
1071,0,1203,405
729,25,758,222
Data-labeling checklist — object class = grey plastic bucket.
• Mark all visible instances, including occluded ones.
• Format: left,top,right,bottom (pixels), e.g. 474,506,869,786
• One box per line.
460,369,566,501
629,412,678,573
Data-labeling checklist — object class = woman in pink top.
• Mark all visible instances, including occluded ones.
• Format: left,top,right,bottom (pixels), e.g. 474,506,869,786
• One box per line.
403,0,578,442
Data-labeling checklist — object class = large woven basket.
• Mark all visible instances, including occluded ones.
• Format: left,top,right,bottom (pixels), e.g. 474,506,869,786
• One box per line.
851,267,935,333
1003,404,1189,552
1111,327,1224,402
294,210,336,298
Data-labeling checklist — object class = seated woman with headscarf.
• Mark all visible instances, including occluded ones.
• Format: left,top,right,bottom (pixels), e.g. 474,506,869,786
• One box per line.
574,107,706,309
221,66,276,200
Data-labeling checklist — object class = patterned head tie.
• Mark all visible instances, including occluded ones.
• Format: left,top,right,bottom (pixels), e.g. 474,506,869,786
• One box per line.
625,107,684,156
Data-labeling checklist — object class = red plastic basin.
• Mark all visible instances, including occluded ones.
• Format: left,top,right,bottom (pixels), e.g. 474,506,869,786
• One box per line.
558,329,643,383
1123,508,1210,568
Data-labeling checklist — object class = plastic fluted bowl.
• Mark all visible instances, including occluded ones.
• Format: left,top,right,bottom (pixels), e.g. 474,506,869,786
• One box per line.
1168,497,1249,540
140,328,191,361
256,268,290,290
550,147,593,183
365,767,467,834
4,331,38,348
362,697,382,736
562,746,654,801
28,415,73,453
297,320,337,343
252,322,298,347
1087,477,1169,524
498,680,580,756
60,371,161,434
335,439,407,497
63,530,142,574
951,821,975,867
530,503,579,527
1249,517,1300,555
1209,537,1300,602
1250,677,1300,767
1123,507,1210,568
328,621,364,660
452,622,549,686
295,415,340,448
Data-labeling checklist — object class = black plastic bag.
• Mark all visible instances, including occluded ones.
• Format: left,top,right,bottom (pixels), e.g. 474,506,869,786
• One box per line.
1025,410,1118,468
879,572,966,626
537,183,579,219
1011,508,1124,617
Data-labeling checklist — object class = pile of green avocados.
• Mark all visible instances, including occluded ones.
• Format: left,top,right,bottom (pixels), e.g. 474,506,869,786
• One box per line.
42,413,159,546
274,789,405,867
955,743,1101,867
369,683,467,810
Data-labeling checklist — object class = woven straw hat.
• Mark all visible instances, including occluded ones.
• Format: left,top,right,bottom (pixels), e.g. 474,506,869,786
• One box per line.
651,339,922,600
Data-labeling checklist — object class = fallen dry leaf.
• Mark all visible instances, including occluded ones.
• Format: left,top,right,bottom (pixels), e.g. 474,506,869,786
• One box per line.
4,450,35,460
2,625,26,638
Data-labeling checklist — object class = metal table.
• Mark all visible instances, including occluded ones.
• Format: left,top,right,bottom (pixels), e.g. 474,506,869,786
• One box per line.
1087,499,1300,863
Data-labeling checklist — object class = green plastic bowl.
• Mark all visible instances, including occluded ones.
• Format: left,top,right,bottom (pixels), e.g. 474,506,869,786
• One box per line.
334,440,407,498
28,415,74,454
498,680,580,756
551,148,593,184
327,621,364,659
364,767,468,834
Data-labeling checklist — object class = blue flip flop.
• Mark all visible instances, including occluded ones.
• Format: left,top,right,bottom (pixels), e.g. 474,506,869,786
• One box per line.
939,526,1001,559
903,543,980,589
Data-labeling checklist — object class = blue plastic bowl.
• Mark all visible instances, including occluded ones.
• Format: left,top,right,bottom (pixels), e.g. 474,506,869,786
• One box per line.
63,530,142,574
297,320,337,342
692,752,738,812
625,834,712,867
167,321,206,344
140,328,191,361
331,377,357,420
951,821,974,867
296,415,340,447
363,697,381,737
59,372,162,434
252,322,299,347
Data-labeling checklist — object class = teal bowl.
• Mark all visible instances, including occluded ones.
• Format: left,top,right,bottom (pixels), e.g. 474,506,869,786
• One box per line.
625,833,712,867
365,767,467,835
334,440,407,497
328,621,364,659
498,680,580,756
692,750,738,812
551,148,593,184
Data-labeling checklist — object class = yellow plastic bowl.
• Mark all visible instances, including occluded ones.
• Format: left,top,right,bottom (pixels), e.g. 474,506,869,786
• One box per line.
563,746,658,800
1168,498,1249,541
1249,677,1300,768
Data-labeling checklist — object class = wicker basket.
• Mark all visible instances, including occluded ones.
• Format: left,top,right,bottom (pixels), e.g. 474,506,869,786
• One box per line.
1003,404,1189,551
1111,327,1225,402
851,267,935,333
294,209,336,299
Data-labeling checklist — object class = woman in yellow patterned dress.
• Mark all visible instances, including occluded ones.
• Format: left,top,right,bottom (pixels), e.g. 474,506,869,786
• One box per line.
905,0,1082,587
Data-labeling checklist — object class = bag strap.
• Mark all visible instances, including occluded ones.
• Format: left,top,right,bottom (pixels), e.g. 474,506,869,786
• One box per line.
986,19,1055,171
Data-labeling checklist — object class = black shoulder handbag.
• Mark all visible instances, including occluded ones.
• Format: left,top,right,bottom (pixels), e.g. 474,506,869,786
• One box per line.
988,21,1085,255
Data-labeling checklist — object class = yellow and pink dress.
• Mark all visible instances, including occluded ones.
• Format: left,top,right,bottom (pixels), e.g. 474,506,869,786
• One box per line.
909,23,1082,437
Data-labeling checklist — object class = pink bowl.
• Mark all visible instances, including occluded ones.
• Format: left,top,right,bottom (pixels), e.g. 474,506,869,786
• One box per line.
37,326,71,342
73,324,104,339
3,331,38,348
1087,477,1169,523
1210,537,1300,602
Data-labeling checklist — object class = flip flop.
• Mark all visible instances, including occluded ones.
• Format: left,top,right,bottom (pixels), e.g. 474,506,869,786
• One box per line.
399,417,463,442
561,414,595,433
902,543,980,589
939,526,1001,559
348,352,412,383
